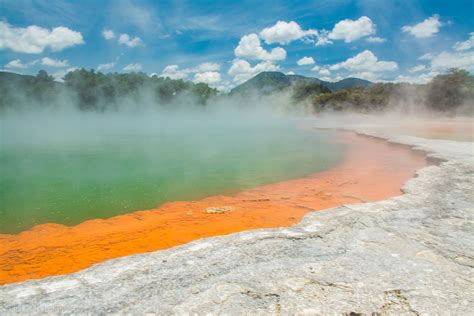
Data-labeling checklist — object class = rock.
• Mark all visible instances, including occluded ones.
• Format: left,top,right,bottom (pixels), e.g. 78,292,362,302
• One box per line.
0,127,473,315
204,206,235,214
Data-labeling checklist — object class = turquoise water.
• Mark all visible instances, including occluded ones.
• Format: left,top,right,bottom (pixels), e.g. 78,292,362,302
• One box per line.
0,112,344,234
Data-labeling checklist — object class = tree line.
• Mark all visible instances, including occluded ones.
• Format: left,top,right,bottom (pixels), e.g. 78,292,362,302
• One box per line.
312,69,474,114
0,68,472,115
0,69,218,112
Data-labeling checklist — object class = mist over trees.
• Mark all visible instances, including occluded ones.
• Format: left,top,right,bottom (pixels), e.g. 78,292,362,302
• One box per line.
0,68,472,115
313,69,474,115
0,69,218,112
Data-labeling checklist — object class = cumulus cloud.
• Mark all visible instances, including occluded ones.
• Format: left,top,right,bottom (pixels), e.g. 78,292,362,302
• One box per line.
327,16,376,43
429,50,474,71
123,63,142,72
228,59,279,84
0,21,84,54
4,59,38,69
453,32,474,51
5,59,28,69
118,34,144,47
296,56,315,66
160,65,187,79
102,29,116,40
97,62,115,71
329,50,398,72
52,67,79,82
193,71,221,85
159,62,222,80
318,69,331,77
259,21,317,45
234,33,286,61
311,65,321,72
102,29,143,47
408,50,474,79
418,53,433,60
402,15,442,38
41,57,69,67
189,62,221,73
408,64,427,73
324,50,398,82
395,71,439,84
366,36,386,43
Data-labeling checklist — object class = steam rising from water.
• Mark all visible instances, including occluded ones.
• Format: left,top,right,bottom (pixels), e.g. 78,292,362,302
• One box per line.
0,93,345,233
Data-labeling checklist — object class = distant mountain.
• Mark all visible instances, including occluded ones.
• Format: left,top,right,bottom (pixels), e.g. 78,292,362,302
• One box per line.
0,71,37,86
230,71,372,95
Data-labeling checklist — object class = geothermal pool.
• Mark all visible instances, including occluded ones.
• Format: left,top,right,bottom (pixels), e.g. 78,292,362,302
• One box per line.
0,113,343,234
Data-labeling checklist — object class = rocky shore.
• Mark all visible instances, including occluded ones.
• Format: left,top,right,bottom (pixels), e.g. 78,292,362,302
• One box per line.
1,127,473,315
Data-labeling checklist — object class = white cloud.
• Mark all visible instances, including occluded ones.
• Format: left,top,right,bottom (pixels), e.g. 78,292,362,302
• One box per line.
453,32,474,51
395,71,439,84
159,62,221,80
102,29,144,47
193,71,221,85
97,62,115,71
286,71,295,75
327,16,376,43
329,50,398,72
5,59,27,69
234,33,286,61
123,63,142,72
228,59,279,84
311,65,321,72
0,21,84,54
429,50,474,71
160,64,188,79
189,62,221,73
402,15,442,38
366,36,386,43
314,30,332,46
213,80,234,92
52,67,78,82
41,57,69,67
259,21,317,45
318,69,330,77
399,50,474,83
297,56,315,66
118,34,144,47
102,29,116,40
418,53,433,60
408,64,427,73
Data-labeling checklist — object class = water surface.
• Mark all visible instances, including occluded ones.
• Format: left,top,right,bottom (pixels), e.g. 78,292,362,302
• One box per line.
0,112,343,234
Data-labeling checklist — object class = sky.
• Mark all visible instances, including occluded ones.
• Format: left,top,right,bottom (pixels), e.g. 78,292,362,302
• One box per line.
0,0,473,90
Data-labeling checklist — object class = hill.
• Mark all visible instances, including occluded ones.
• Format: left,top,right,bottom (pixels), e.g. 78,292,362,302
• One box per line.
230,71,372,95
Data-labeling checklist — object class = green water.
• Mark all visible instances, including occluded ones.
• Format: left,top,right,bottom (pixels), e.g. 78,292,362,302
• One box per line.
0,113,343,234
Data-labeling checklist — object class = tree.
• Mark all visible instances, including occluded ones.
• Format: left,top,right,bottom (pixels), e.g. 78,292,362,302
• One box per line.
426,68,474,111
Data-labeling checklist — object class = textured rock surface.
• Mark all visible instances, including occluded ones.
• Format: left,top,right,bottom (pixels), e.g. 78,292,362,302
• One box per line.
1,128,473,315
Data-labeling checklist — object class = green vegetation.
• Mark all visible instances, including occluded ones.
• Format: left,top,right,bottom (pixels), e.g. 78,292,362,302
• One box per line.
0,69,218,112
291,81,331,103
1,68,472,114
313,69,474,114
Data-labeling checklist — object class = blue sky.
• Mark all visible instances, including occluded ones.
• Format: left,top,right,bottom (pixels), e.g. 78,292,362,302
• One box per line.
0,0,473,90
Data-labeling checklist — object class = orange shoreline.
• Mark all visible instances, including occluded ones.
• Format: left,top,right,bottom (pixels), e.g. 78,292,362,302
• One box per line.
0,131,429,285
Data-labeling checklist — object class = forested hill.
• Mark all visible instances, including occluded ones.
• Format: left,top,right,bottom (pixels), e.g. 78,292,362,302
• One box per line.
230,71,371,95
0,69,218,112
